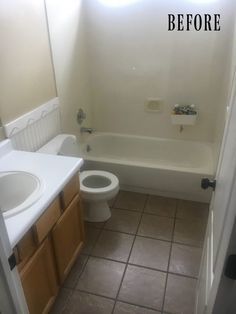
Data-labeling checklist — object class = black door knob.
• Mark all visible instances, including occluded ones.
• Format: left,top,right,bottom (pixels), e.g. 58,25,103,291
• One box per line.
201,178,216,190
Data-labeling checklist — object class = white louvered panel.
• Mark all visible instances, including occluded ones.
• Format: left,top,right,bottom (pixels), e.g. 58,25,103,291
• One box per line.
4,98,61,152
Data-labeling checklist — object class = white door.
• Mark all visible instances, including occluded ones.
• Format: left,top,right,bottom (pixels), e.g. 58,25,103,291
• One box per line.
212,219,236,313
196,70,236,314
0,213,29,314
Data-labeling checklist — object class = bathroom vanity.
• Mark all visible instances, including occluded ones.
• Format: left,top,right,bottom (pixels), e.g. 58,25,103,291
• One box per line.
0,139,84,313
14,174,84,313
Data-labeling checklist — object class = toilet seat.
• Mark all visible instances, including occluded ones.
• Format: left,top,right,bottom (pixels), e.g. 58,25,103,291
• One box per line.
80,170,119,194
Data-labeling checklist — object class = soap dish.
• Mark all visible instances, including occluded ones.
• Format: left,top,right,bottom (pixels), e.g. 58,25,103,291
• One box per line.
171,114,197,125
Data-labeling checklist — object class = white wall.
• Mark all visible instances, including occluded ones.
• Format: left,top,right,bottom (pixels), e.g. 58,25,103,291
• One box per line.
0,0,56,125
46,0,91,136
85,0,235,142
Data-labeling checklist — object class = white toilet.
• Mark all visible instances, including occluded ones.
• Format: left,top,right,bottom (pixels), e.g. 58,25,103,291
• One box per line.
38,134,119,222
80,170,119,222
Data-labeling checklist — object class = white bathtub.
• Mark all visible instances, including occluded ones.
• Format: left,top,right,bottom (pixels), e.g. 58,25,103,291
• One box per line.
79,133,214,202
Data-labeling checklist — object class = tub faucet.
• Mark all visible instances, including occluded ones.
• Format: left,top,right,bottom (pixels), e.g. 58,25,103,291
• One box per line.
80,127,95,134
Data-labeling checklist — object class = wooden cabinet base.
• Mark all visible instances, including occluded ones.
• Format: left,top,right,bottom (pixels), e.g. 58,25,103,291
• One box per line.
52,195,84,283
16,175,84,313
20,238,59,314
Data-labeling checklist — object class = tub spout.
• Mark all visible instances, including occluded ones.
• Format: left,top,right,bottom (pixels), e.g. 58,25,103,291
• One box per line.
80,127,95,134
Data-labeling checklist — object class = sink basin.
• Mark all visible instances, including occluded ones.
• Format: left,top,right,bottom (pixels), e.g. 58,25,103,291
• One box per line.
0,171,44,218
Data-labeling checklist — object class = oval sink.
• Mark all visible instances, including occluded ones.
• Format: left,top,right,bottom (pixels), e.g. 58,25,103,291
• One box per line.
0,171,44,218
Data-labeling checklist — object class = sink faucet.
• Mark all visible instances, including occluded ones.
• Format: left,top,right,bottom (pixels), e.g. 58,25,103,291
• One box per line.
80,127,95,134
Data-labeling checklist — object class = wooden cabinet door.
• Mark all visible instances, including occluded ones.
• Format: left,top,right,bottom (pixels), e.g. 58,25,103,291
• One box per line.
20,238,58,314
52,194,84,283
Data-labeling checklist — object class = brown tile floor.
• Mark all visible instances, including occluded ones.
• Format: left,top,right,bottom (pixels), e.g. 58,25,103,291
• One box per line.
50,191,209,314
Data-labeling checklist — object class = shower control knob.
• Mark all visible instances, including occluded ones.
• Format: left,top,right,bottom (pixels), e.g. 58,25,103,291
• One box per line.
201,178,216,191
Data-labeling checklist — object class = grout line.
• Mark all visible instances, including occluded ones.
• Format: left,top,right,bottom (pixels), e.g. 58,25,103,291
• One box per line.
161,200,178,313
101,225,203,249
110,253,131,312
54,192,206,314
56,254,91,311
101,227,139,236
172,240,203,249
74,288,116,301
81,254,199,280
112,206,144,214
89,254,127,265
62,229,106,306
135,234,172,244
166,271,198,280
112,193,119,209
140,212,175,220
142,194,149,212
76,194,205,312
110,195,118,208
114,299,164,313
74,288,166,313
143,211,177,218
112,205,176,218
175,216,209,223
76,226,105,286
85,224,104,254
51,287,74,313
58,288,74,314
111,195,148,314
103,226,140,236
67,255,90,291
112,204,208,224
85,223,105,230
127,262,169,275
174,199,179,219
78,254,90,274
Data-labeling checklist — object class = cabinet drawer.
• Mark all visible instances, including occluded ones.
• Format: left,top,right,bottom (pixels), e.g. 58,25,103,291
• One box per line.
61,174,79,209
34,197,61,244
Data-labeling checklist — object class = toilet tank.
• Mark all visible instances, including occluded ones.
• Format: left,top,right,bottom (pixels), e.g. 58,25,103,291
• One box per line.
37,134,80,157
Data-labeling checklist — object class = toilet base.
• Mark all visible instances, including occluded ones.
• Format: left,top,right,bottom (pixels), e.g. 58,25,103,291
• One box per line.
84,200,111,222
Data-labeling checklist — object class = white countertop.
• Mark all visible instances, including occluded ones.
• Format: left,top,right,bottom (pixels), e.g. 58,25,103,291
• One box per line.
0,140,83,248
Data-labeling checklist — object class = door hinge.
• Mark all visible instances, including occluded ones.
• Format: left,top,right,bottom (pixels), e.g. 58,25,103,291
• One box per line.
8,253,17,271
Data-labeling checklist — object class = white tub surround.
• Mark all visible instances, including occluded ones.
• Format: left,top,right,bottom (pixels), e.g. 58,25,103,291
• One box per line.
0,140,83,247
79,133,214,202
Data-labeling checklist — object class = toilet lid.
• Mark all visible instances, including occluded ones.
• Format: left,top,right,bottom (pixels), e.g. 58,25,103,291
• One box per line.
80,170,119,194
